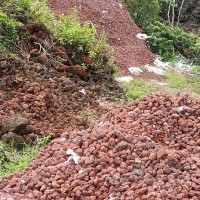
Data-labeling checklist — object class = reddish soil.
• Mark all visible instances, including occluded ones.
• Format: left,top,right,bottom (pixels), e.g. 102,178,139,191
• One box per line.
1,93,200,199
48,0,155,72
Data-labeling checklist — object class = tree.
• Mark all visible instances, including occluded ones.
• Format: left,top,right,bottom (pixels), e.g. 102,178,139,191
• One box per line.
123,0,161,27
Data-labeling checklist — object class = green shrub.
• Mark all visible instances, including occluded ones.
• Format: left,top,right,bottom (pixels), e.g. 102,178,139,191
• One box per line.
123,0,161,27
145,22,195,61
28,0,114,69
194,38,200,64
0,12,19,50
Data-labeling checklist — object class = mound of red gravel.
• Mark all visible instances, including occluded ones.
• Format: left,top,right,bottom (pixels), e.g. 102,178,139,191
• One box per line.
48,0,155,71
1,93,200,199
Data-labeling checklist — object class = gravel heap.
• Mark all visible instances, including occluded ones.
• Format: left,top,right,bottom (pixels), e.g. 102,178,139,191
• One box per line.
0,93,200,199
48,0,155,71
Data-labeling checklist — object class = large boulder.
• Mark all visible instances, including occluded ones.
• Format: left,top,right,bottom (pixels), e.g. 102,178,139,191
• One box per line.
1,115,29,136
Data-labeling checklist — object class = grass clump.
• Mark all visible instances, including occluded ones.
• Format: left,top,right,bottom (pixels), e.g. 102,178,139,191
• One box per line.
121,79,155,101
165,71,188,89
190,76,200,94
0,134,51,178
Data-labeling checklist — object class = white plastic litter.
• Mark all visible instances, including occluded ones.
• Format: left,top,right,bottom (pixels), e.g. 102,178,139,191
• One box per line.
128,67,143,75
66,149,80,165
119,3,123,9
78,168,84,174
99,121,104,125
61,138,66,142
79,89,86,95
136,33,149,40
175,61,192,71
173,106,190,112
115,76,133,83
108,194,114,200
145,65,165,75
158,82,168,86
154,58,170,69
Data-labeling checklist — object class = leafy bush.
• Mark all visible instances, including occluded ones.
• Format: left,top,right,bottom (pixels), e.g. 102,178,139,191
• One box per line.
27,0,114,69
123,0,161,27
145,21,195,61
0,12,19,50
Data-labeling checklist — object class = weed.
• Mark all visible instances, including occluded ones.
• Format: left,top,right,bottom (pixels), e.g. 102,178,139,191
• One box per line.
121,79,155,101
0,134,51,178
165,70,188,89
191,65,200,75
190,76,200,94
81,109,98,122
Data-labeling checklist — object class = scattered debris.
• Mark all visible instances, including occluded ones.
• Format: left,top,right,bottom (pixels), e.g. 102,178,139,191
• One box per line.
128,67,143,75
154,58,170,69
136,33,149,40
66,149,80,164
145,64,165,75
115,76,133,83
79,88,86,95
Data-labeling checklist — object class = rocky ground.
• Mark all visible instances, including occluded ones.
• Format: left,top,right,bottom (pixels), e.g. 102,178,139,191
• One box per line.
0,93,199,199
0,20,123,145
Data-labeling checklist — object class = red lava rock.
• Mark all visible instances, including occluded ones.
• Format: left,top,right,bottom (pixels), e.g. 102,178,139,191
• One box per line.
115,141,128,151
1,93,200,199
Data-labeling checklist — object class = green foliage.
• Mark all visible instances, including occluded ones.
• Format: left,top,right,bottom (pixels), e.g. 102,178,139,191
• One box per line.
123,0,161,27
191,76,200,94
0,134,51,178
145,22,195,61
27,0,114,69
121,79,155,101
0,12,19,50
192,65,200,75
165,70,188,89
194,38,200,64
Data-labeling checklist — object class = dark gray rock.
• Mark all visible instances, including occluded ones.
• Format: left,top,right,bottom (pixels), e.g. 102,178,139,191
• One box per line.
1,115,29,135
115,141,128,151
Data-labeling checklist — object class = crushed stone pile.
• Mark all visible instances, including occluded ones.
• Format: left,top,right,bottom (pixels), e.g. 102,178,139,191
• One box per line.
48,0,155,71
0,93,200,199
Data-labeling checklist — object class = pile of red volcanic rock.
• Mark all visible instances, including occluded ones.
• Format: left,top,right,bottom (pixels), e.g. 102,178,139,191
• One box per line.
48,0,155,71
0,20,123,143
0,93,200,199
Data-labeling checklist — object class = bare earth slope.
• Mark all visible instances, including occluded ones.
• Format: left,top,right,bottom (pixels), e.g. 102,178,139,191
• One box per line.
48,0,155,71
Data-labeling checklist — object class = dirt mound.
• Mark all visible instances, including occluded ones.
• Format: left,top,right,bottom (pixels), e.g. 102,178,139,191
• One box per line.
1,93,200,199
48,0,155,71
